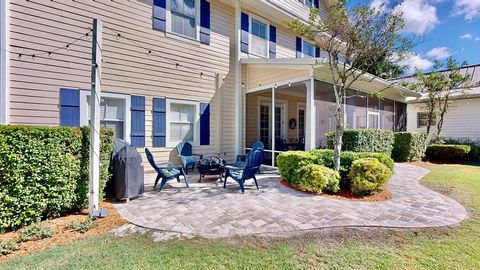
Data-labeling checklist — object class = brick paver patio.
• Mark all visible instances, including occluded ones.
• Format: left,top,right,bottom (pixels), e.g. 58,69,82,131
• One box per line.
114,163,468,238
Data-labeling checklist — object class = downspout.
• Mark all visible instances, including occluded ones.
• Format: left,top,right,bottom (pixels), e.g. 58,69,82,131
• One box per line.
234,1,241,156
0,0,9,124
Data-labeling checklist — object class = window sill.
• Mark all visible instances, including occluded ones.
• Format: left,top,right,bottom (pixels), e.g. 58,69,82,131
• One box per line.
165,32,201,46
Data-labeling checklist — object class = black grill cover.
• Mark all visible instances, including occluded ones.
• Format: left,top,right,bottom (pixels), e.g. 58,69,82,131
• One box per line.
110,138,144,200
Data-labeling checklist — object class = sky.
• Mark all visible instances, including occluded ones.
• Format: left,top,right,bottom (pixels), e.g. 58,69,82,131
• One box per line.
354,0,480,74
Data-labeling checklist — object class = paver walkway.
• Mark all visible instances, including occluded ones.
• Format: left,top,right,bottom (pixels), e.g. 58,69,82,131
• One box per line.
114,163,467,238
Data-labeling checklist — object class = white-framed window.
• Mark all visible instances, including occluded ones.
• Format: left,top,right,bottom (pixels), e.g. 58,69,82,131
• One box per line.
417,112,436,128
249,14,269,58
302,40,315,58
80,91,131,142
166,99,200,146
167,0,200,40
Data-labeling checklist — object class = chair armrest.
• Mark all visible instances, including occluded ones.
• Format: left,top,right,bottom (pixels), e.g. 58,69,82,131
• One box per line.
224,165,242,171
192,154,204,159
156,162,180,169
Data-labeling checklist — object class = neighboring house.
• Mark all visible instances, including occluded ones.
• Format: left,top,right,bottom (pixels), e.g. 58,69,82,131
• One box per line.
0,0,418,169
400,64,480,140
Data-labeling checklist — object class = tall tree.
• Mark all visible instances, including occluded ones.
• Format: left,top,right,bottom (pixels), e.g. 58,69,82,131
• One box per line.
409,58,476,142
286,0,411,171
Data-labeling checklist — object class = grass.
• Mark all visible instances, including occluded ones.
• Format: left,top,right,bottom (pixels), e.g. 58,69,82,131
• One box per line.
1,162,479,270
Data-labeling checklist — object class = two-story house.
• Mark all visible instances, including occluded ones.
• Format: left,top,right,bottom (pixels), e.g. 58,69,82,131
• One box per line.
0,0,419,169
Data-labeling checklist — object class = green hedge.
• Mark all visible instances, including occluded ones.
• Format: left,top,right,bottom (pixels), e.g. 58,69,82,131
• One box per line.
392,132,429,161
308,149,394,180
0,125,114,232
293,164,340,194
443,138,480,161
326,129,394,155
426,144,471,161
349,158,392,195
276,151,317,183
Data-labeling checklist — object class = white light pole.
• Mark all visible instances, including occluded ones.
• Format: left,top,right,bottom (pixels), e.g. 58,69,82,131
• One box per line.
89,19,102,217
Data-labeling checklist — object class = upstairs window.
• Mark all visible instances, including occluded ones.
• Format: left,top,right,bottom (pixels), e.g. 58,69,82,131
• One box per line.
302,41,315,58
298,0,313,7
170,0,197,39
250,17,269,58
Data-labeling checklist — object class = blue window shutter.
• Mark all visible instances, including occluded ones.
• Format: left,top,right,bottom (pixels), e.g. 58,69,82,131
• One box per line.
314,0,320,8
315,47,320,58
269,25,276,59
59,88,80,127
131,96,145,147
152,98,166,147
241,13,249,53
153,0,167,31
200,103,210,145
200,0,211,45
296,37,302,58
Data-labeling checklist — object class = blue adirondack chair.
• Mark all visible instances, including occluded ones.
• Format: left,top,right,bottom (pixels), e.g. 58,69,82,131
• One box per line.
176,141,204,174
224,149,264,193
145,148,189,191
235,140,264,170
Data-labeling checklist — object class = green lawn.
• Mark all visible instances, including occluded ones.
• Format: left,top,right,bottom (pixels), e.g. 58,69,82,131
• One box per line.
2,162,479,270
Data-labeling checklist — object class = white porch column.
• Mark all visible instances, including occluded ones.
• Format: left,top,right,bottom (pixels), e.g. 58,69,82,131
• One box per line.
0,0,9,124
305,78,316,150
271,86,276,166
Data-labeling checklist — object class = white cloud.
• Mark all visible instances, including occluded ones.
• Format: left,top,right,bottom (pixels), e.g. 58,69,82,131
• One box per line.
393,0,439,34
426,47,451,59
399,53,434,74
460,33,473,39
459,33,480,41
452,0,480,21
370,0,389,11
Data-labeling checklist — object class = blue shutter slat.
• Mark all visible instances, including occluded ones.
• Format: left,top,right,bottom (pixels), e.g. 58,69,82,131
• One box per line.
296,37,302,58
59,88,80,127
241,13,249,53
314,0,320,8
269,25,276,59
153,0,167,32
200,103,210,145
200,0,211,45
315,47,320,58
131,95,145,147
152,98,166,147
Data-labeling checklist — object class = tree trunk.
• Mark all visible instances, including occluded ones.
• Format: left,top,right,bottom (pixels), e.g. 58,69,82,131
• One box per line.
333,91,344,172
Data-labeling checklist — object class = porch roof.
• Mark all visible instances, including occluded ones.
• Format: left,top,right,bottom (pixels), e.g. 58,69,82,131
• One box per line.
241,58,421,102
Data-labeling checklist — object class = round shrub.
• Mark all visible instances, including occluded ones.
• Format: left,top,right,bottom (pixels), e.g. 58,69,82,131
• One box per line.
426,144,471,161
276,151,316,183
348,158,392,195
294,164,340,194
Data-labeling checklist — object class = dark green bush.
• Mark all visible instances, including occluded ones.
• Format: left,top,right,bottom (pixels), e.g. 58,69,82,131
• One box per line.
326,129,395,155
308,149,394,181
392,132,429,161
426,144,472,161
0,125,114,232
443,138,480,161
276,151,316,183
349,158,392,195
294,164,340,194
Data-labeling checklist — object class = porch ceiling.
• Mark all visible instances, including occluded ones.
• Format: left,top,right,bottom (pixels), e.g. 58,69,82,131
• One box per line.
242,58,421,102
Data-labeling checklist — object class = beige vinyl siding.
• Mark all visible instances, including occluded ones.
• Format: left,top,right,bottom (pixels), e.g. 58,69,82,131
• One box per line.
407,98,480,139
8,0,236,168
269,0,310,20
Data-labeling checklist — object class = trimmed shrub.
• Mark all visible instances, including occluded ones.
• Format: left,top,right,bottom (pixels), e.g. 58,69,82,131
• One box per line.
443,138,480,161
0,125,114,232
392,132,429,161
294,164,340,194
276,151,316,183
326,129,395,155
349,158,392,195
426,144,471,161
308,149,394,181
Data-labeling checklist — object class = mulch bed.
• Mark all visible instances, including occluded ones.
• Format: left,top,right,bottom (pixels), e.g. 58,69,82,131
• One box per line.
0,201,126,262
281,179,392,202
